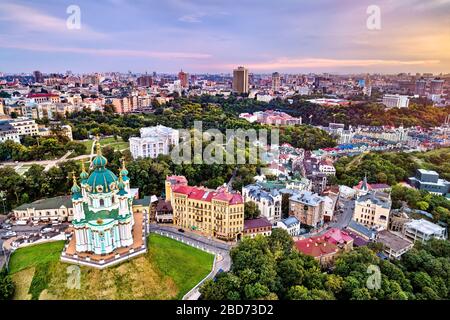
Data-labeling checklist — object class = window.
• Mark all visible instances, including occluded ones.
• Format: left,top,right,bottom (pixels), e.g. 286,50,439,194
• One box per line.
100,199,105,206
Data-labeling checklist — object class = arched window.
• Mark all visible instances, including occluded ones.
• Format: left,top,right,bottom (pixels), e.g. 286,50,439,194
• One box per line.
100,199,105,207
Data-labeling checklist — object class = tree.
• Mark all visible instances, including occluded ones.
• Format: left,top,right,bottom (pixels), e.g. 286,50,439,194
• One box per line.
0,269,14,300
244,201,260,219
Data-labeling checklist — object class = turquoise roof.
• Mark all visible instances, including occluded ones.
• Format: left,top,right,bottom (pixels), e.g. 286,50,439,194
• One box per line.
92,154,108,168
86,167,118,193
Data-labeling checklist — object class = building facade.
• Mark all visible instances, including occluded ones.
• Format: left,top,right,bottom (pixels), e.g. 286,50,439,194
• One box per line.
353,191,391,230
242,184,282,223
129,125,179,159
233,66,249,94
71,143,135,255
168,176,244,241
289,191,325,228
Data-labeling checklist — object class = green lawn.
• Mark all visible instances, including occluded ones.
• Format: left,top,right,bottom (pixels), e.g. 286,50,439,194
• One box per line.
8,241,65,274
148,234,214,299
80,137,128,153
8,234,214,300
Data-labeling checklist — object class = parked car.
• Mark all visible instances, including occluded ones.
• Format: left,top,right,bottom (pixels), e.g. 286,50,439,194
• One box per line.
41,227,53,234
177,228,185,233
1,231,17,239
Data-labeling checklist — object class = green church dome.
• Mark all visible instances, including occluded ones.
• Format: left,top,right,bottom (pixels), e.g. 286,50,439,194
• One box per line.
86,140,118,193
86,168,118,193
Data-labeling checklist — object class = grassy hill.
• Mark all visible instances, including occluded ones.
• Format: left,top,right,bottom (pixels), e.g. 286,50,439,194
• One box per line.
8,234,214,300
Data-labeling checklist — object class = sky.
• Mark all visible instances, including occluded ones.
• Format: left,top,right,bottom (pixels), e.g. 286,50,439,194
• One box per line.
0,0,449,74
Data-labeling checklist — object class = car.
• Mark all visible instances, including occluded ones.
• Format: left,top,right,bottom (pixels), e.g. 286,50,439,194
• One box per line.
1,231,17,239
177,228,185,233
41,227,53,234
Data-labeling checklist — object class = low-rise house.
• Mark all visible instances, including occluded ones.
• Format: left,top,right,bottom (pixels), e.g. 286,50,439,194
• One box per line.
155,198,173,223
376,230,414,259
323,228,354,252
402,219,447,243
13,196,74,222
275,216,301,236
295,236,339,267
346,220,378,241
243,217,272,238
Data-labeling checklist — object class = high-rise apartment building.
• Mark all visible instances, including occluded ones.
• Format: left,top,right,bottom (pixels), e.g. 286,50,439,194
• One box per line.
430,78,444,95
178,70,189,88
33,70,44,83
272,72,281,91
415,78,427,96
232,66,249,94
137,75,153,87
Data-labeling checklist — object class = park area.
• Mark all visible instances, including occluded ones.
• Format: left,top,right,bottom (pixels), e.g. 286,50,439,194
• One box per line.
79,136,129,153
8,234,214,300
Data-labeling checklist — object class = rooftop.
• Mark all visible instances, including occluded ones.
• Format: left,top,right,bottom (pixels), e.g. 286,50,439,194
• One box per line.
404,219,446,235
281,216,300,227
289,191,324,206
377,230,413,252
244,217,272,230
295,236,339,258
14,195,73,211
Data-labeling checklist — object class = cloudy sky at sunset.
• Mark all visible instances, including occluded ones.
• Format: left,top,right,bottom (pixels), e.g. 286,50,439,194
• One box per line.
0,0,449,74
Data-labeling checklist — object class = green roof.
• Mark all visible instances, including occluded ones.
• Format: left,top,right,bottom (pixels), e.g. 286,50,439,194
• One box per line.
133,196,152,206
86,167,118,194
14,196,73,211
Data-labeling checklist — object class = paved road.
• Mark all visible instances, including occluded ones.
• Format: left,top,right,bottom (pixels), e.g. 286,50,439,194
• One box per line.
331,198,355,230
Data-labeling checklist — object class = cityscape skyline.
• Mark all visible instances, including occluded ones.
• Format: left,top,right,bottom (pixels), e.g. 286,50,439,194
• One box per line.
0,0,449,74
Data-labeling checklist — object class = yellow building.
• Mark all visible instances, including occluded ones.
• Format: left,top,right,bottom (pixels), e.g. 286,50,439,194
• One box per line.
353,191,391,230
166,176,244,241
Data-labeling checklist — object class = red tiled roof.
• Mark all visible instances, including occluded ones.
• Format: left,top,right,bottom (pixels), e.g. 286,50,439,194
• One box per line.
172,185,243,205
295,236,338,258
27,93,59,98
323,228,353,245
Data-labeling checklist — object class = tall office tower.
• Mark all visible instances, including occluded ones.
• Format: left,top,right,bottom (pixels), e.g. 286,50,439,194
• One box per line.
430,78,444,95
232,66,249,94
415,78,427,96
137,74,153,87
363,74,372,96
178,69,189,88
33,70,44,83
272,72,281,91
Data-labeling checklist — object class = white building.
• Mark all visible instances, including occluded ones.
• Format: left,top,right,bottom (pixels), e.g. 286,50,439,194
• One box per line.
0,121,20,143
242,184,282,223
9,118,39,136
402,219,447,243
382,94,410,108
129,125,179,159
275,216,301,236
